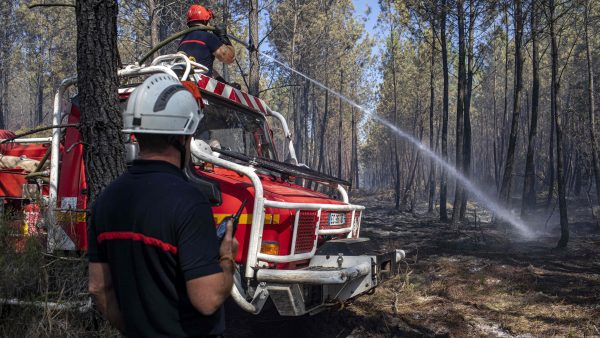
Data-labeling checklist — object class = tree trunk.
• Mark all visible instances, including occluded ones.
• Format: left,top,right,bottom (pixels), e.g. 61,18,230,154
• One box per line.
499,0,523,205
522,0,539,217
547,109,556,207
0,1,7,129
0,76,4,129
459,0,475,220
76,0,126,203
550,0,569,248
221,0,230,81
351,103,359,190
451,0,465,225
35,72,44,126
493,62,500,189
584,0,600,202
391,24,401,210
248,0,260,96
439,0,449,221
337,69,344,179
317,75,330,174
500,5,510,180
148,0,160,61
428,16,436,214
290,3,300,162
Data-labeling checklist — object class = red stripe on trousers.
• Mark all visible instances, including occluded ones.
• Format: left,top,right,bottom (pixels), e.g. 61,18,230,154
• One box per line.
97,231,178,254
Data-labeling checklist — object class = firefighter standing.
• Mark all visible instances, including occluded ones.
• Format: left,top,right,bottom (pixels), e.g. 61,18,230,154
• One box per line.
88,74,238,337
178,4,235,80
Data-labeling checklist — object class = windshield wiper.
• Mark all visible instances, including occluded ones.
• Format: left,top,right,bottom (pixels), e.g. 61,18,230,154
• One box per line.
211,147,351,186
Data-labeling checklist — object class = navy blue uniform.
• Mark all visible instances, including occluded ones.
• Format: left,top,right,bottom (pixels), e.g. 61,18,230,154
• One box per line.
177,30,223,77
88,160,224,337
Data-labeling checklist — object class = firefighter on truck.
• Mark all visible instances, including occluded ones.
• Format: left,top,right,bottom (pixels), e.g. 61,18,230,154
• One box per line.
178,4,236,82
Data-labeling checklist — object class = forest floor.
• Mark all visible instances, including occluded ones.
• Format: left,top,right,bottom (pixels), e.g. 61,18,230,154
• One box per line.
1,191,599,337
227,192,600,337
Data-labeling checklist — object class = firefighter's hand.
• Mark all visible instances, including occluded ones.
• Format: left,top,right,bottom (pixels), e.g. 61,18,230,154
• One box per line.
219,218,239,266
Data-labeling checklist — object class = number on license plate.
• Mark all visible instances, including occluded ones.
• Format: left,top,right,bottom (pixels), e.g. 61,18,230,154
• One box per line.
328,213,346,226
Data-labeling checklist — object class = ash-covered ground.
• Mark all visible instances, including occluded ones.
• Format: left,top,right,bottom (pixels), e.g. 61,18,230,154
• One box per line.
226,192,600,337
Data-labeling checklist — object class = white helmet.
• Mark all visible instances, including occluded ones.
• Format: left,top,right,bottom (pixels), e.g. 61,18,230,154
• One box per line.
123,74,202,135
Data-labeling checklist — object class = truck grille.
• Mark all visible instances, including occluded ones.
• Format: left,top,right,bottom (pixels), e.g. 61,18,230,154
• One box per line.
295,211,318,253
319,211,360,229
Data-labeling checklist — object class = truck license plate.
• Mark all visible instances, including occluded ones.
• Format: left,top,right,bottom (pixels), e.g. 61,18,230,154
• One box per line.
328,213,346,226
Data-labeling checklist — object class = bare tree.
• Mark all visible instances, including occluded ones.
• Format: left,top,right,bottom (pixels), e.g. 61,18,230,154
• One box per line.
439,0,449,222
548,0,568,248
248,0,260,96
452,0,466,225
584,0,600,203
499,0,524,204
522,0,540,217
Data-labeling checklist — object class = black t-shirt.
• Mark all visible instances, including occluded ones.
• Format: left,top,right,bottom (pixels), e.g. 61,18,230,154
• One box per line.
177,30,223,77
88,160,224,337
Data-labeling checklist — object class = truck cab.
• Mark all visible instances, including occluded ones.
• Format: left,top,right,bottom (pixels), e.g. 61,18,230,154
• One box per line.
0,54,404,316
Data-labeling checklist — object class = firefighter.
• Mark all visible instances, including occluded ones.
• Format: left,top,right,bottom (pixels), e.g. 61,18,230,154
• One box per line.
178,4,235,80
88,74,238,337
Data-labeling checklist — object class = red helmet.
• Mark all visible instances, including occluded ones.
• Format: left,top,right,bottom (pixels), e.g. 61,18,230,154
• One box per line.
187,4,214,23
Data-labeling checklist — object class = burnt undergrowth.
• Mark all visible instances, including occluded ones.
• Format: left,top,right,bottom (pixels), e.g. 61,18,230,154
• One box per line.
0,213,116,337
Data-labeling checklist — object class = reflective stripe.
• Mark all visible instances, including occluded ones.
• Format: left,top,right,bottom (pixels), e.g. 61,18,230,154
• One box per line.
213,213,280,225
98,231,178,254
179,39,207,46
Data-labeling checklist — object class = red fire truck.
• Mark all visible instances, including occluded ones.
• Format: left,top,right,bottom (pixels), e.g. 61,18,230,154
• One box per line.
0,54,404,316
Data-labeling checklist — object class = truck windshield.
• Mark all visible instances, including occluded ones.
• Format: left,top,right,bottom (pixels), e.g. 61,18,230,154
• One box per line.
195,98,277,161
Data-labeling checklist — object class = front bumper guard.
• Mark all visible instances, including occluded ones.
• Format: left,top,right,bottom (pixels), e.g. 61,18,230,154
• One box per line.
232,247,406,316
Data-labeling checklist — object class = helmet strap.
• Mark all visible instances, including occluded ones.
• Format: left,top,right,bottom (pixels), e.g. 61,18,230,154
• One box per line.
168,135,188,169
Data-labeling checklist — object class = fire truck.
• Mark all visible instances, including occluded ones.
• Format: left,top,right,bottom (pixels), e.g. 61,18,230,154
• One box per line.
0,53,404,316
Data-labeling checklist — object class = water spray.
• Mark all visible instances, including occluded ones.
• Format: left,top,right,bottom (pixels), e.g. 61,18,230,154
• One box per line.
254,50,534,238
202,28,534,237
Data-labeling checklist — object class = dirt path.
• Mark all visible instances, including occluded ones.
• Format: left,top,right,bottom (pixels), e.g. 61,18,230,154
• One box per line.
226,194,600,337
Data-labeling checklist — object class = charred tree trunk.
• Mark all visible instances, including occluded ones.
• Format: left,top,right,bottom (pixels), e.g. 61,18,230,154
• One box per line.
248,0,260,96
290,3,300,162
428,16,436,214
35,72,44,126
459,0,475,220
500,6,510,180
547,109,556,206
76,0,126,203
317,79,330,173
493,64,500,189
439,0,449,221
221,0,230,81
584,0,600,202
388,20,401,209
550,0,569,248
451,0,465,225
499,0,523,204
0,74,4,129
0,2,6,130
522,0,539,217
351,103,359,190
337,69,344,179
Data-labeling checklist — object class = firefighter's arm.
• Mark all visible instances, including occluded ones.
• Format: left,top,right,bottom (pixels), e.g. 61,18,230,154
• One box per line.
186,219,238,315
214,45,235,65
89,263,125,333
